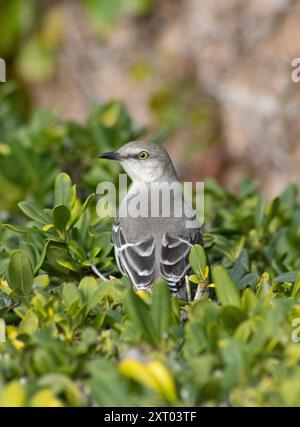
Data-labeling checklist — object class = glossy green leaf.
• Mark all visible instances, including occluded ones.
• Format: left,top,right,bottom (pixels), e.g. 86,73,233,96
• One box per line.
212,265,240,308
151,280,172,343
189,244,207,278
54,173,73,207
18,201,51,224
52,205,71,231
291,273,300,298
124,287,159,347
8,249,34,295
231,249,249,284
62,282,81,307
255,192,265,229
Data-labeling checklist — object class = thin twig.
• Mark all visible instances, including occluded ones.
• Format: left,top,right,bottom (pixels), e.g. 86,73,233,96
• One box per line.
194,284,205,301
185,275,192,303
91,264,108,281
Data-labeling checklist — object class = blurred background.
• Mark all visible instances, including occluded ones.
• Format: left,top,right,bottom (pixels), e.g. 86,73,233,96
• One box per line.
1,0,300,198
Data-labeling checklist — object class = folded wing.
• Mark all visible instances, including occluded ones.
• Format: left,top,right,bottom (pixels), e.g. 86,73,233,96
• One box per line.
112,218,156,290
160,229,202,293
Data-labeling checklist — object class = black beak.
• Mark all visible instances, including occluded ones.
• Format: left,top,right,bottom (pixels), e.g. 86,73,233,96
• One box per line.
97,151,121,161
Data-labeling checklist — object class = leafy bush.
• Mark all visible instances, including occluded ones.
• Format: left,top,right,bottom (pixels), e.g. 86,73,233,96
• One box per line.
1,90,300,407
0,85,143,216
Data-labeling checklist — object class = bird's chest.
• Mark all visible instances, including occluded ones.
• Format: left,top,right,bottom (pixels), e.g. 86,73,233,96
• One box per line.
117,185,185,240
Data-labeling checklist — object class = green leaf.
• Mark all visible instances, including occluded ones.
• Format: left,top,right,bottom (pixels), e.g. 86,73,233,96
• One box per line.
220,306,246,332
69,199,83,228
88,359,128,406
34,240,51,273
78,276,102,313
56,259,81,272
37,374,83,406
0,259,9,276
82,193,95,211
33,274,50,289
18,201,51,224
231,249,249,284
92,231,113,258
54,173,73,207
151,280,172,343
219,339,244,389
45,243,70,273
68,240,86,260
125,287,159,347
8,250,34,296
238,272,259,290
255,192,265,229
279,183,298,211
189,244,207,278
274,271,299,284
212,265,240,308
52,205,71,231
188,274,202,284
42,224,54,232
292,273,300,299
2,224,38,234
62,282,81,307
19,312,39,334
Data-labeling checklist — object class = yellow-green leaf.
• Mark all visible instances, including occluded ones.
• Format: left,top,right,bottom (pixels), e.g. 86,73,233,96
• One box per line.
212,265,240,308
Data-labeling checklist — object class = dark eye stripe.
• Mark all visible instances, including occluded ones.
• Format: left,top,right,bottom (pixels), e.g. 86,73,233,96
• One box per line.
121,154,134,159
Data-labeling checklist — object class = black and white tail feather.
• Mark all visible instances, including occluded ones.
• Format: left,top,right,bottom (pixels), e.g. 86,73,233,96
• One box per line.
112,217,202,295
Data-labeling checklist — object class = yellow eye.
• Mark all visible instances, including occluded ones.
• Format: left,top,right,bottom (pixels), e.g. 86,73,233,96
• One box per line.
138,151,149,160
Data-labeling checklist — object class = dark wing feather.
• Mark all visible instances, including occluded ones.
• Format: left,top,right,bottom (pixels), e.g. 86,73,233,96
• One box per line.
160,228,202,293
112,218,156,290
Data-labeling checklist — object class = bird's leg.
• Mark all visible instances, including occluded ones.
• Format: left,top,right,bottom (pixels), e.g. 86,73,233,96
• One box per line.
185,275,192,303
90,264,108,281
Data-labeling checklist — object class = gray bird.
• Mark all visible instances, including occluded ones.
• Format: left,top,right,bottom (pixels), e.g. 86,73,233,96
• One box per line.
98,141,202,299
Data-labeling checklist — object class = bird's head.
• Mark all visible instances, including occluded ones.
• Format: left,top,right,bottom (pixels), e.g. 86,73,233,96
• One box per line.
98,141,178,183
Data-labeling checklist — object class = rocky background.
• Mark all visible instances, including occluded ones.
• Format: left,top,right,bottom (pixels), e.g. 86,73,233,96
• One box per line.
2,0,300,197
